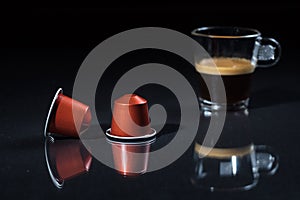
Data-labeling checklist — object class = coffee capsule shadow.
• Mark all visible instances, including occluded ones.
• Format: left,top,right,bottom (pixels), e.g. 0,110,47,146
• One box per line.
79,124,108,140
152,123,179,137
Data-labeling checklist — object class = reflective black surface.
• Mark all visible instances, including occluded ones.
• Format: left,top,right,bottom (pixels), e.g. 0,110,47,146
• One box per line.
1,4,300,199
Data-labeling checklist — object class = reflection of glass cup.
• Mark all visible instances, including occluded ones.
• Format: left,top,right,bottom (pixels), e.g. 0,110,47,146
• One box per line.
107,138,155,176
194,109,279,191
191,143,279,192
191,27,281,110
45,137,92,188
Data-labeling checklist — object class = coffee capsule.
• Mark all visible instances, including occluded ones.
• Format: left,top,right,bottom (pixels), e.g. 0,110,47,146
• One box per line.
106,94,156,140
44,88,92,138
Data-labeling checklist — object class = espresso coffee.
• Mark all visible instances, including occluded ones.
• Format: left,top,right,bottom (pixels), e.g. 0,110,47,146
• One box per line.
196,57,255,104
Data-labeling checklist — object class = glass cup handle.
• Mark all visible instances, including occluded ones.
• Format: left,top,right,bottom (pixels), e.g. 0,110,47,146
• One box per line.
255,145,279,176
256,37,281,67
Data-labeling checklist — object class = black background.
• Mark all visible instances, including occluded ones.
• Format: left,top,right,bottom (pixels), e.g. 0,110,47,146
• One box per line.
1,2,300,199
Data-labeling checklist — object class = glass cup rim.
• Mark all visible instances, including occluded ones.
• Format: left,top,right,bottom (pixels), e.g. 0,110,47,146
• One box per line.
191,26,261,39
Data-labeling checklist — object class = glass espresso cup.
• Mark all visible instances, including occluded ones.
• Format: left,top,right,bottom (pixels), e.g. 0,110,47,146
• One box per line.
191,26,281,110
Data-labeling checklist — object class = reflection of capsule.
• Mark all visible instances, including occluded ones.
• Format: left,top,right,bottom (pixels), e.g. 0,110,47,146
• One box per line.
45,137,92,188
107,138,155,177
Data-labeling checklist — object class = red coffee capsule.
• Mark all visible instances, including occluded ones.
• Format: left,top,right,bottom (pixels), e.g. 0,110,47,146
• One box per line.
44,88,92,138
108,138,155,176
106,94,156,139
45,137,92,188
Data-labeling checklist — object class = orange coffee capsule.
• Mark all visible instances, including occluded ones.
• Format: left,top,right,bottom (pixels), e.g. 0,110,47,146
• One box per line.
44,88,91,138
